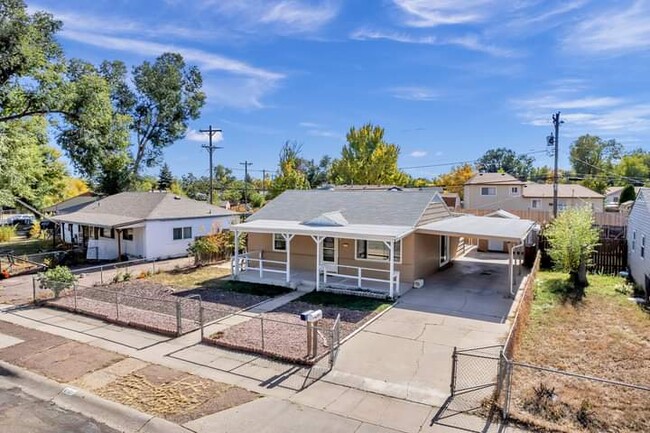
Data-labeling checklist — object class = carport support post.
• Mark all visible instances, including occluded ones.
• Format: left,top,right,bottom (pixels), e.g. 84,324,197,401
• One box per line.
508,243,514,295
386,240,395,299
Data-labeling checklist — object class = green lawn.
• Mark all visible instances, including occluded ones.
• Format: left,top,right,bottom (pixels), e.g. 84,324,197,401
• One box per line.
0,238,54,255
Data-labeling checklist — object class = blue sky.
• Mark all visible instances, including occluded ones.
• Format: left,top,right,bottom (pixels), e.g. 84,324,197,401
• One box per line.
30,0,650,180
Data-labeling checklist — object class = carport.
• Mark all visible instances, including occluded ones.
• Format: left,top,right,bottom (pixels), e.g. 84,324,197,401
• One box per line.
417,215,535,295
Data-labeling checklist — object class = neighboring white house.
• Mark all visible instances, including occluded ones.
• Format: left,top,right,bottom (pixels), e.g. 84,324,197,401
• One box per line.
463,173,604,212
53,192,237,260
605,186,641,205
627,188,650,297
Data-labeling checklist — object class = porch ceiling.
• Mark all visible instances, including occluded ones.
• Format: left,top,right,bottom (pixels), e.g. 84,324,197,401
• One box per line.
232,219,413,241
416,215,535,242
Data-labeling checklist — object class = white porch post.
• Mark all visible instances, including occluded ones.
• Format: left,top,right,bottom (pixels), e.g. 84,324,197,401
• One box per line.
233,230,240,278
310,236,324,291
385,240,395,299
283,234,294,284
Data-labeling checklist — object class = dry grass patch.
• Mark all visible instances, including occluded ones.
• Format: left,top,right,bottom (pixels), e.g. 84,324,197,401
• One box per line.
148,265,231,289
511,271,650,432
96,364,258,424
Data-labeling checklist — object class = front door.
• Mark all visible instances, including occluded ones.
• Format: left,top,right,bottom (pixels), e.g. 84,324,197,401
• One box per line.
321,237,338,272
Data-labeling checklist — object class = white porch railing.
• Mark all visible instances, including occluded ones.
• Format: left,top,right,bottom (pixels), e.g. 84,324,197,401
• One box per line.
321,264,400,297
232,251,287,280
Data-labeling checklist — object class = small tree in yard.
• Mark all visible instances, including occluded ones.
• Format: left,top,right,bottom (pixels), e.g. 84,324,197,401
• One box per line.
38,266,77,298
618,185,636,204
545,207,600,290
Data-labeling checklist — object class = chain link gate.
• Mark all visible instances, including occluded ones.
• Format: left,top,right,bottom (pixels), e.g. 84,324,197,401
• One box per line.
449,345,504,413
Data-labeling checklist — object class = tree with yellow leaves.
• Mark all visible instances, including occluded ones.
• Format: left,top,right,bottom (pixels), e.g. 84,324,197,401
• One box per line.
433,164,475,197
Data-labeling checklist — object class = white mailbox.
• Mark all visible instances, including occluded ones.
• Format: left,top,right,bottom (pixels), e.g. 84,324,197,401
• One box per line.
300,309,323,322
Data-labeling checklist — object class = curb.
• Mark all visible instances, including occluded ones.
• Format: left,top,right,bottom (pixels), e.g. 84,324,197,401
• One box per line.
0,360,193,433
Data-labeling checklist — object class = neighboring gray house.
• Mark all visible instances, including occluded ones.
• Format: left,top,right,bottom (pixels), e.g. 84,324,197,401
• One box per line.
627,188,650,297
43,192,102,215
53,192,237,260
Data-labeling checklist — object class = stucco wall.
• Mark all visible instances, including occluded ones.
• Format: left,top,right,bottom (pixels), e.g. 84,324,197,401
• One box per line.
464,185,603,212
246,232,459,284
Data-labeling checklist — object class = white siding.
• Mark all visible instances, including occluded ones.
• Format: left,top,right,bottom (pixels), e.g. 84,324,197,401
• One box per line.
627,189,650,292
143,216,234,260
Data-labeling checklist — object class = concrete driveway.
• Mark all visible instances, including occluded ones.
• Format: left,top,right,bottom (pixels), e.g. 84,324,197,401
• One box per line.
328,251,527,406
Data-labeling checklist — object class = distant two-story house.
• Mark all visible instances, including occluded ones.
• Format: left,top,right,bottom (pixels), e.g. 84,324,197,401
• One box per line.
463,173,604,212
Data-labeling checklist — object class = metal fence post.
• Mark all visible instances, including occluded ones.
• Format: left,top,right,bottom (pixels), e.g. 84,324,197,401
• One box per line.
73,284,78,311
100,266,104,285
450,346,458,396
503,362,513,420
260,317,265,350
32,277,37,304
199,304,204,340
114,291,119,320
176,300,182,336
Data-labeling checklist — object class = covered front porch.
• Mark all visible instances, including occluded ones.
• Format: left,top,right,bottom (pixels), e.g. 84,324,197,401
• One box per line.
230,219,413,299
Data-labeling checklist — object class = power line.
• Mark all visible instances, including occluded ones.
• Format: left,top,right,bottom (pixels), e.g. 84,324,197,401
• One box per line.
239,160,253,206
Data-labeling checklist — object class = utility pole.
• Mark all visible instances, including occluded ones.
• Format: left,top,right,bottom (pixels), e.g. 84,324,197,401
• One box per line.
550,112,563,218
240,161,253,206
199,125,223,204
261,169,267,196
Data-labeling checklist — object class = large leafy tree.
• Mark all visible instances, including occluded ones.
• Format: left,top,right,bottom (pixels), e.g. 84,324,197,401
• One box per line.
433,164,475,197
545,207,600,290
569,134,622,193
614,149,650,184
330,123,408,186
0,117,67,208
101,54,206,177
268,141,310,199
475,147,534,179
303,156,332,188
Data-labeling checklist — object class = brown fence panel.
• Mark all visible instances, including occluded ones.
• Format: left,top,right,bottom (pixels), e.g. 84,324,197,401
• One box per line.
538,235,627,275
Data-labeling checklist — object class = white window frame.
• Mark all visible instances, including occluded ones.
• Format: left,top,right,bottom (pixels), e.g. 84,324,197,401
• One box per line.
272,233,287,252
480,187,496,196
355,239,402,263
172,226,192,241
531,199,541,209
510,186,520,196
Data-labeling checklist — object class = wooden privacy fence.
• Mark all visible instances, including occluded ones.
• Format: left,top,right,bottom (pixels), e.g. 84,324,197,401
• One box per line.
461,208,627,227
538,236,627,275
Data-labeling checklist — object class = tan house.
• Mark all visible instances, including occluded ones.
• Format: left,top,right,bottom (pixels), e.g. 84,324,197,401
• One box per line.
463,173,604,212
231,190,535,298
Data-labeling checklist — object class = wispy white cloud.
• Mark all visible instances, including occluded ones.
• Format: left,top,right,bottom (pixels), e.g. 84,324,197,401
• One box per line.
184,129,223,143
350,28,516,57
60,30,284,81
410,150,428,157
209,0,338,34
307,129,342,139
392,0,496,27
565,1,650,55
513,96,625,110
389,86,439,101
506,0,588,29
299,121,321,128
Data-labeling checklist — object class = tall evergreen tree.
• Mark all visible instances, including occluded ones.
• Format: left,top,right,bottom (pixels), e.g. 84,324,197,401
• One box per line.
157,163,174,191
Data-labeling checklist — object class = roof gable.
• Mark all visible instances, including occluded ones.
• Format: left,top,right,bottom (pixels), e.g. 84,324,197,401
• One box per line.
522,183,603,198
249,190,446,227
302,211,348,227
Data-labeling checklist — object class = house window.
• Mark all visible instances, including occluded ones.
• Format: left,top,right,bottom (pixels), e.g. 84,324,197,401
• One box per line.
642,235,646,259
273,234,287,251
99,228,114,239
481,187,496,196
173,227,192,240
356,240,401,262
531,199,541,209
632,231,636,251
510,186,520,196
122,228,134,241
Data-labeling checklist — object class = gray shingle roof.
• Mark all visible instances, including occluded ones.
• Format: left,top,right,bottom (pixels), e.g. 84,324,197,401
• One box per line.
43,193,101,214
248,190,443,227
53,192,236,227
465,172,523,185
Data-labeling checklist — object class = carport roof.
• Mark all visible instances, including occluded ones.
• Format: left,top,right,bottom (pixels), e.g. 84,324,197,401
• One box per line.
417,215,535,242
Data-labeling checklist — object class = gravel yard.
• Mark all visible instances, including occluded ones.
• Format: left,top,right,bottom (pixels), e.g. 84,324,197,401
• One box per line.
206,292,392,364
45,276,287,336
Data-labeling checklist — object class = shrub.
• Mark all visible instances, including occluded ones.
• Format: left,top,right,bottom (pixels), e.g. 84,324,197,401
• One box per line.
619,184,636,204
38,266,77,298
0,225,17,242
29,223,41,239
188,231,239,264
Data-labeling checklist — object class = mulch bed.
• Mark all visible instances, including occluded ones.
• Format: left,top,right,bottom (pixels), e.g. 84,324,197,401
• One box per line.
45,280,276,336
205,298,387,365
